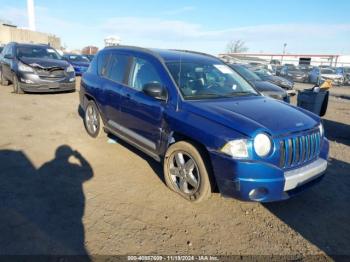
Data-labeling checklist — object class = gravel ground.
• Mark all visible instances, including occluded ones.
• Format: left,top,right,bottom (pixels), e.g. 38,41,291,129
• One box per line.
0,80,349,259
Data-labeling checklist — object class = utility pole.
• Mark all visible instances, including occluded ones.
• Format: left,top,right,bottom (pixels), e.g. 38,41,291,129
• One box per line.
27,0,36,31
281,43,287,65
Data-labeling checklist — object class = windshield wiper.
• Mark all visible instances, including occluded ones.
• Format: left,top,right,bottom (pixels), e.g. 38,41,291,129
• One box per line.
185,91,258,100
223,91,259,97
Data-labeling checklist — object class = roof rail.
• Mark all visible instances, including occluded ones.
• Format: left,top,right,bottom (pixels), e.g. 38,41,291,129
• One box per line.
169,49,218,60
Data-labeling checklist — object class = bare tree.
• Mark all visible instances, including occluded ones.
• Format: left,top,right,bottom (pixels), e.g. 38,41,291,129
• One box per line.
226,40,248,53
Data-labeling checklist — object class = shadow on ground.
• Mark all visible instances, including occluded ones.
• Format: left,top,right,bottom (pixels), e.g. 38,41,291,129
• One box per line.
77,104,164,183
0,146,92,259
264,157,350,257
323,119,350,147
107,133,165,183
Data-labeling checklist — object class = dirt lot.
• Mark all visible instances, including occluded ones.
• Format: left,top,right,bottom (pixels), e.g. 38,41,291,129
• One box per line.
0,80,349,259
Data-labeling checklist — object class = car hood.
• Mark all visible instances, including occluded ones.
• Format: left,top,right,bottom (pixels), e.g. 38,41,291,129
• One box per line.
183,96,319,137
265,76,294,89
20,57,70,69
266,75,289,82
252,80,286,93
70,61,90,67
289,70,307,76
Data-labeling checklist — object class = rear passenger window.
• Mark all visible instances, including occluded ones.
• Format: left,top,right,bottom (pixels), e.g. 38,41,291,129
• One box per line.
87,55,98,74
97,52,110,76
105,53,129,83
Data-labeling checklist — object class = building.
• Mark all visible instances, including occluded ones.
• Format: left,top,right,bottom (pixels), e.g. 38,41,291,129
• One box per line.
82,45,99,55
0,22,61,49
219,53,350,67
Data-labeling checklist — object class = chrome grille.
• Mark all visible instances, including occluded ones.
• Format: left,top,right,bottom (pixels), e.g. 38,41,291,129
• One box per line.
35,68,66,78
280,130,321,168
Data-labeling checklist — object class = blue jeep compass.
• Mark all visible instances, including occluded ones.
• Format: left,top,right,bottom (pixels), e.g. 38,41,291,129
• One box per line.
79,46,329,202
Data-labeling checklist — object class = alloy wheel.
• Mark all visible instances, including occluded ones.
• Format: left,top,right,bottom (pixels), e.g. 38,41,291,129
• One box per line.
85,104,99,135
168,151,200,195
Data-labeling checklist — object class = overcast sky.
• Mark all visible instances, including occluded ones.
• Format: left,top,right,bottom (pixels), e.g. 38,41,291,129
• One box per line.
1,0,350,54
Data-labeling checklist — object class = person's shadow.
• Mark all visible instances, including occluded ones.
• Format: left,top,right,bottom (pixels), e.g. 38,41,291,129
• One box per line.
0,145,93,258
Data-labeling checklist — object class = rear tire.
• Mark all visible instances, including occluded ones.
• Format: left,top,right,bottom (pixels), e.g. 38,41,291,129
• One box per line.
164,141,212,203
13,74,24,94
84,100,102,138
0,69,9,86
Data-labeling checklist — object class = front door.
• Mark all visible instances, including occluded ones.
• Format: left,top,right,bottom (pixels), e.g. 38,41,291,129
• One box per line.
116,56,167,153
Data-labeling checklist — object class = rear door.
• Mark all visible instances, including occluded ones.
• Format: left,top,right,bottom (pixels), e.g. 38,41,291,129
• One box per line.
96,51,131,124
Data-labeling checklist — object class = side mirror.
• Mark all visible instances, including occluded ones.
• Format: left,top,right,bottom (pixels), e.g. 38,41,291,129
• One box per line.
4,54,13,59
142,82,167,101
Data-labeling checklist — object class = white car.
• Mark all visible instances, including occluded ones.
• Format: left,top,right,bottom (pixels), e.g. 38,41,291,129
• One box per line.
309,67,344,86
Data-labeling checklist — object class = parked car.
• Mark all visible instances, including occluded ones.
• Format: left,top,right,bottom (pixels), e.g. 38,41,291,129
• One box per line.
275,65,283,76
80,46,328,203
253,68,294,92
63,54,90,76
0,42,75,93
229,64,289,102
309,67,344,86
280,65,309,82
0,46,3,54
335,67,350,86
85,54,95,62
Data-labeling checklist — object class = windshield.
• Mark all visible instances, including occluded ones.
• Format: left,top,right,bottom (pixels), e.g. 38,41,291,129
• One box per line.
65,55,89,63
231,65,261,81
321,69,335,74
166,61,258,100
17,46,61,60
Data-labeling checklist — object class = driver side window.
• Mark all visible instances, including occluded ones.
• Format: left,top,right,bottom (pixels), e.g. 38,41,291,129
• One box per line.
130,58,162,91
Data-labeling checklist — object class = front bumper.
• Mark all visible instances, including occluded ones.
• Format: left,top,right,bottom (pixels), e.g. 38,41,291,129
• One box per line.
20,82,76,93
210,138,329,202
18,72,76,93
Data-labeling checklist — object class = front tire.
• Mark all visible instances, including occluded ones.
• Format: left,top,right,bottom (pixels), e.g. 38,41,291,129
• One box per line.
164,141,212,203
13,74,24,94
0,68,9,86
84,101,102,138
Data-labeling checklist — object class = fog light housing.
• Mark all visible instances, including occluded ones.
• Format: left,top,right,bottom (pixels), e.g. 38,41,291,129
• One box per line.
249,187,268,201
20,78,34,84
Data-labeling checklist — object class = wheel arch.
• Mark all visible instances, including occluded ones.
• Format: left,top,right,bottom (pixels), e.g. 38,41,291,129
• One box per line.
83,94,107,125
166,131,218,191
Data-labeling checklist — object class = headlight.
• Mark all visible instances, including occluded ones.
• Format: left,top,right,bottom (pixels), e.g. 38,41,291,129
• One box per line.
18,62,34,73
253,133,272,157
319,123,324,137
220,139,249,158
66,65,75,72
